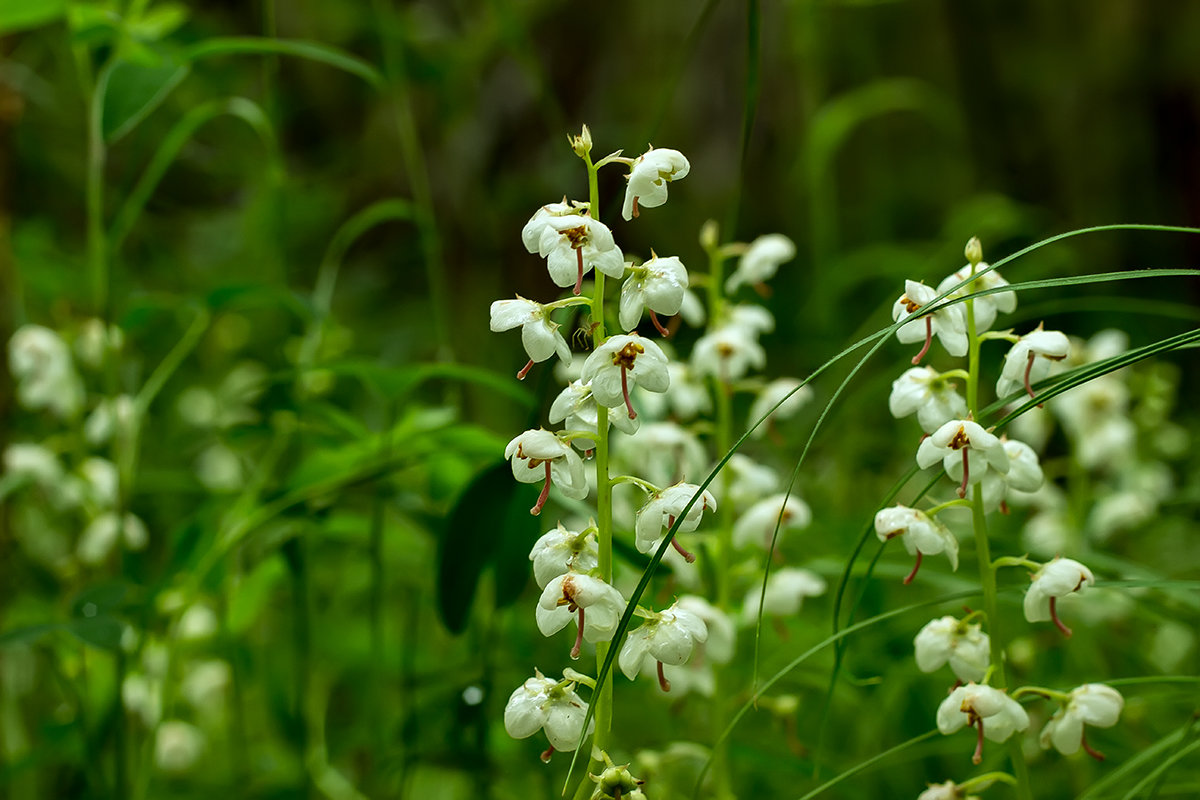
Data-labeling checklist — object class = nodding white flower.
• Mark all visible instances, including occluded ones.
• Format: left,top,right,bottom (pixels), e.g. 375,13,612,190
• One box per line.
972,437,1044,513
8,324,84,419
78,512,149,565
154,721,204,773
679,288,707,327
724,454,779,510
663,362,712,420
743,568,826,618
529,523,599,588
635,482,717,563
1040,683,1124,759
581,334,670,421
490,297,572,380
619,254,689,334
725,234,796,293
1051,378,1134,470
997,326,1071,400
3,443,63,489
936,683,1030,764
676,595,736,664
733,494,811,552
937,264,1016,334
505,429,589,515
521,199,577,252
918,780,980,800
913,615,990,683
727,304,776,335
748,378,812,438
84,395,137,446
534,213,625,295
618,601,708,692
692,325,766,383
889,367,968,434
536,572,625,659
548,380,639,451
892,281,968,364
504,669,593,754
614,421,707,490
1023,557,1095,637
874,505,958,585
916,419,1010,499
622,147,690,221
74,317,125,369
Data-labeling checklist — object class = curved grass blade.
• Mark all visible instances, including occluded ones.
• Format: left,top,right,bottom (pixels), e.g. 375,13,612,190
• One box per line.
184,37,384,88
795,729,940,800
1074,713,1199,800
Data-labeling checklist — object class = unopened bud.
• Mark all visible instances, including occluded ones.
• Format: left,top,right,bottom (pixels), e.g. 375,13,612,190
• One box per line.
570,124,593,157
699,219,719,251
964,237,983,267
590,762,644,799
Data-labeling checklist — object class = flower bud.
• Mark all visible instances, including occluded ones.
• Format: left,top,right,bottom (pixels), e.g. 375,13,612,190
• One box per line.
570,124,593,157
964,236,983,266
699,219,719,250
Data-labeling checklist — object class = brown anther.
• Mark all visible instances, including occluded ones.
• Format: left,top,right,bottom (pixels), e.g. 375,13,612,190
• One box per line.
611,341,645,369
900,294,921,313
562,224,589,248
949,425,970,450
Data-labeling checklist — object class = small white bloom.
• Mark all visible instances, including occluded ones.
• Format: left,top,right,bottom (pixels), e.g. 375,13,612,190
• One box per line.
913,615,990,683
743,568,826,618
536,573,625,658
622,147,690,221
918,780,979,800
916,419,1010,498
733,494,811,551
724,454,779,510
490,297,572,379
892,280,968,362
937,264,1016,334
614,421,707,490
996,327,1071,400
676,595,736,664
84,395,137,446
528,523,599,588
1023,557,1095,637
177,604,219,640
936,683,1029,764
889,367,968,434
748,378,812,438
154,721,204,773
678,289,707,327
504,669,593,753
727,304,775,335
619,254,689,333
505,429,589,515
536,214,625,294
971,437,1044,513
3,443,63,489
581,334,670,420
619,602,708,691
663,362,712,420
122,673,162,727
521,199,577,252
548,380,638,451
874,505,958,584
635,482,717,562
725,234,795,293
194,443,244,493
78,512,149,564
180,660,230,712
1040,683,1123,758
692,325,765,382
8,324,84,418
74,318,125,369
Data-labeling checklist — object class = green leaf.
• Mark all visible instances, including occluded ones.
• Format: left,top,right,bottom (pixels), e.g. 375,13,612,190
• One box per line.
436,462,539,634
0,0,67,34
69,580,138,618
0,623,59,648
228,555,287,634
66,616,125,651
103,54,191,143
184,37,384,89
127,1,188,42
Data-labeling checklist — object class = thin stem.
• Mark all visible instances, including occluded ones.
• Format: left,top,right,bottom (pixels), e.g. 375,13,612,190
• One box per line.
87,61,114,317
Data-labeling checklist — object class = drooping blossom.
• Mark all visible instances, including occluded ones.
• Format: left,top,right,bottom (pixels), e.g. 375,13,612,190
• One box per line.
622,147,690,221
916,419,1010,499
581,334,670,420
748,378,812,438
548,380,639,451
504,669,593,756
533,213,625,295
536,572,625,659
490,297,572,379
936,263,1016,334
725,234,796,294
1024,557,1095,637
892,280,968,364
889,366,968,434
1040,683,1123,759
528,523,599,588
505,429,589,515
913,615,990,683
618,601,708,692
996,326,1071,400
936,683,1029,764
875,505,959,584
619,254,689,334
634,482,717,563
743,568,827,618
732,494,811,552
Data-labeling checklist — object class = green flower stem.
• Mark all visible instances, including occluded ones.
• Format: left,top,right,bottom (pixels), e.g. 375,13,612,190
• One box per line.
993,556,1042,572
959,771,1018,792
1012,685,1070,702
583,150,614,762
610,474,660,494
965,267,1033,800
924,498,972,516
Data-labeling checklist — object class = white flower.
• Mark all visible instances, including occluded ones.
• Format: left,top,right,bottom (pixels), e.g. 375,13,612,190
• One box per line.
581,334,670,420
724,454,779,510
535,214,625,295
918,780,979,800
889,367,968,434
971,437,1044,513
727,304,775,335
548,380,639,451
614,421,707,490
936,683,1030,764
8,324,84,418
635,482,717,562
3,443,63,489
916,419,1010,498
619,254,689,333
490,297,572,379
122,673,162,727
937,264,1016,334
178,604,218,640
913,616,990,683
505,429,589,515
622,147,690,221
892,280,968,363
78,512,149,565
743,568,826,618
733,494,811,551
154,721,204,773
1023,557,1095,637
1040,684,1123,758
748,378,812,438
619,602,708,691
536,572,625,658
874,505,958,584
725,234,796,293
663,362,712,420
74,318,125,369
504,669,592,753
692,325,765,382
676,595,736,664
678,289,706,327
528,523,599,588
521,199,576,251
180,660,230,712
996,327,1071,399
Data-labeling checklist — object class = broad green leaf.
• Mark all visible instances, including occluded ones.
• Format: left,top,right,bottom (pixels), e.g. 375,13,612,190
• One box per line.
103,54,190,143
228,555,287,634
66,616,125,650
0,0,67,35
127,1,188,42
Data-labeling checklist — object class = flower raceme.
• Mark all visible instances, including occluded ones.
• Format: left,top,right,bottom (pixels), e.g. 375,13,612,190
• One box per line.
505,429,589,515
874,505,959,584
581,334,670,420
936,683,1030,764
892,280,968,364
489,297,572,380
618,601,708,692
621,147,690,221
916,419,1010,499
536,572,625,659
1040,683,1124,759
1023,557,1096,637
